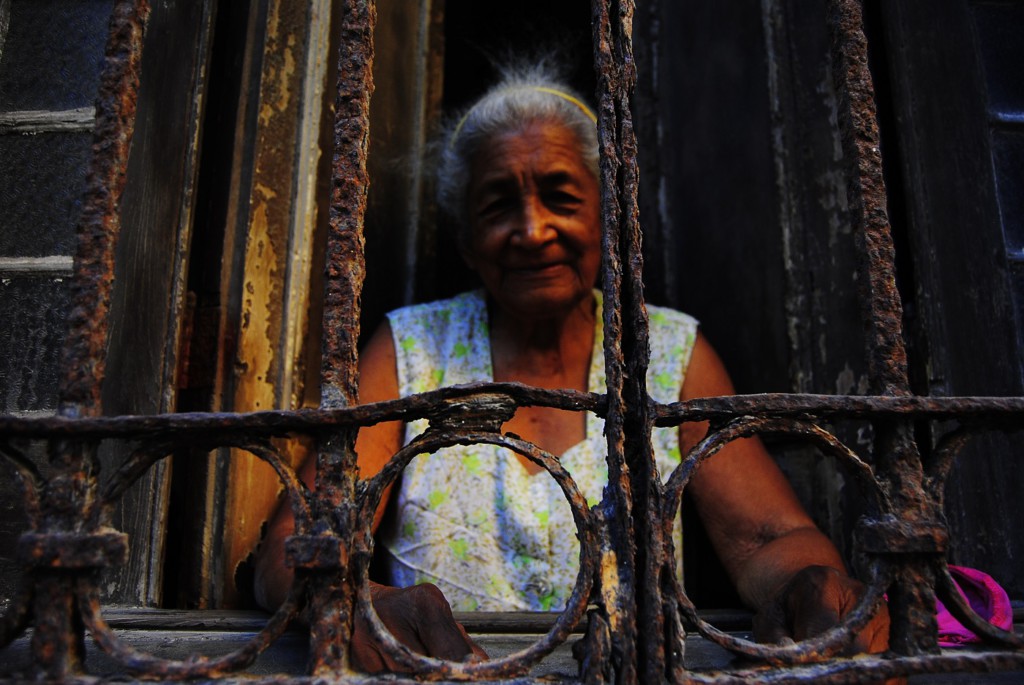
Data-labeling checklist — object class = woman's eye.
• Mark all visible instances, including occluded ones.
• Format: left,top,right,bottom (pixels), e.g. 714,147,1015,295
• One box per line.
479,197,516,217
545,191,582,211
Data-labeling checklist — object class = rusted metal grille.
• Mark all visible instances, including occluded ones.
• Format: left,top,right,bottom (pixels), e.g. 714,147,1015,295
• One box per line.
1,0,1023,682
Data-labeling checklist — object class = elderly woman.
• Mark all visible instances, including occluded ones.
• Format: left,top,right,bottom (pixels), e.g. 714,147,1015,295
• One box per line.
256,65,888,669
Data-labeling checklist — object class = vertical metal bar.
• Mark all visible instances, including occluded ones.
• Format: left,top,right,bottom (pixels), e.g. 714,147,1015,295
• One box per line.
308,0,375,674
57,0,151,419
825,0,909,398
27,1,151,678
29,570,87,680
826,0,938,656
593,0,635,678
320,2,372,412
594,0,664,681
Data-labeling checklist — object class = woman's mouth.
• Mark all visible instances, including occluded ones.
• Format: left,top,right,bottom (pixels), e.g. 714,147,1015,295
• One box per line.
510,260,567,273
509,263,570,280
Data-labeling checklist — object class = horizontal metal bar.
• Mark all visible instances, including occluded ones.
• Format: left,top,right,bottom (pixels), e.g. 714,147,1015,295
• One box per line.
2,387,1023,441
0,383,604,439
656,393,1024,425
0,108,95,134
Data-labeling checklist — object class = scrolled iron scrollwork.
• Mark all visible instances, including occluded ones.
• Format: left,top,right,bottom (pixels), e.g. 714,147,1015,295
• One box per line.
62,436,311,677
662,417,891,666
77,574,307,679
350,424,598,679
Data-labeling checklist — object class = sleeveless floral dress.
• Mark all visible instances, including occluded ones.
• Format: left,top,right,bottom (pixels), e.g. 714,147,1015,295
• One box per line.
379,290,698,611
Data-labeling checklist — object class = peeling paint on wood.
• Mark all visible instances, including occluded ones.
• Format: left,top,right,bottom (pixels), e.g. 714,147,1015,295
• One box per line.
220,0,334,607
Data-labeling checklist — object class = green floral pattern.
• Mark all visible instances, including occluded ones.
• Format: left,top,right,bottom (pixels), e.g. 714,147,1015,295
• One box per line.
380,290,698,611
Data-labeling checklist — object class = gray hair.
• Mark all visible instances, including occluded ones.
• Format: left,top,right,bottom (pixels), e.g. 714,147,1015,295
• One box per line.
435,65,599,238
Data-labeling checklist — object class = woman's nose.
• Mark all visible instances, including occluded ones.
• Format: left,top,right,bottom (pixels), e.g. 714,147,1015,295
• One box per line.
512,200,555,247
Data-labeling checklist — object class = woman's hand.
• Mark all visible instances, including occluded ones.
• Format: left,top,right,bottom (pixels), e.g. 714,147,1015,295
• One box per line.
751,565,890,654
753,565,903,685
351,581,488,673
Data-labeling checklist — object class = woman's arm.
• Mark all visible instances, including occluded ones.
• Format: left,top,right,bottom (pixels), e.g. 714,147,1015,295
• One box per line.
680,332,889,652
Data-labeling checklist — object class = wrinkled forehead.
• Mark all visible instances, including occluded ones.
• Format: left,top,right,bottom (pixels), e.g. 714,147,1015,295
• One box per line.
469,121,595,183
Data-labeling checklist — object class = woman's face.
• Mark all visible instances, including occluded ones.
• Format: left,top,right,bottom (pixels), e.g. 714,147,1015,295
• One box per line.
462,121,601,321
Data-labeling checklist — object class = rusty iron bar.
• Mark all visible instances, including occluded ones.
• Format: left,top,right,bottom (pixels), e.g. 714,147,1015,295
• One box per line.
2,390,1024,441
592,0,644,681
17,1,153,679
593,1,673,682
826,0,909,398
320,0,373,413
826,0,940,657
871,438,938,658
57,0,151,419
676,650,1024,684
657,393,1024,424
303,0,376,675
0,383,602,440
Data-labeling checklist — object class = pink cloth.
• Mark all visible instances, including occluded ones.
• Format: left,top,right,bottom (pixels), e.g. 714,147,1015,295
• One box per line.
935,565,1014,647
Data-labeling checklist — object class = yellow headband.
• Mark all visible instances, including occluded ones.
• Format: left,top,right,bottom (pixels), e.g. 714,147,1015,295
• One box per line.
449,86,597,149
